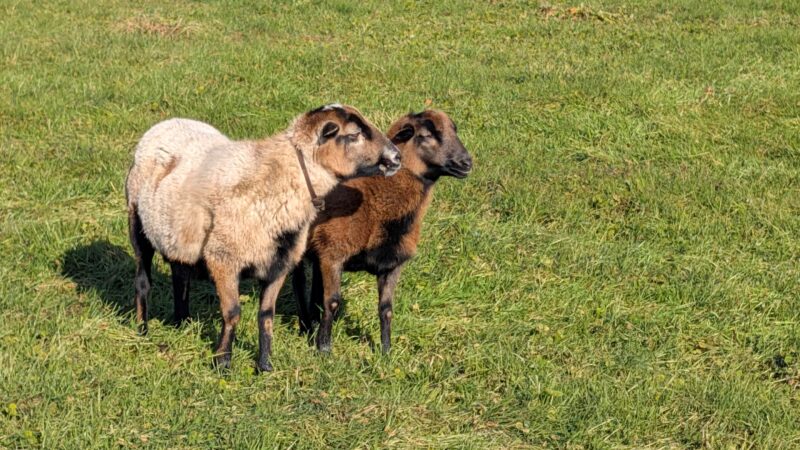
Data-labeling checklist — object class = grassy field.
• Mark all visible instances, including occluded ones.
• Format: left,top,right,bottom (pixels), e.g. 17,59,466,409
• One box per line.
2,0,800,448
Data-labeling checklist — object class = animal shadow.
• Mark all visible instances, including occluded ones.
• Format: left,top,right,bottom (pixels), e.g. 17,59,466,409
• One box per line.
61,240,157,314
60,241,302,341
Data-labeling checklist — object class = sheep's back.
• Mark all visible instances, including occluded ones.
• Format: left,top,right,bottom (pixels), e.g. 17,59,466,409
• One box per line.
128,118,233,263
127,119,227,202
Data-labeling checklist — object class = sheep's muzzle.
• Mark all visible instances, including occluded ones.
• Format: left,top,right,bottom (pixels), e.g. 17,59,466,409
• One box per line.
378,143,401,177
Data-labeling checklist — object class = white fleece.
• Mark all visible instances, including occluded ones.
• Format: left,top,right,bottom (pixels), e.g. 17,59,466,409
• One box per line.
126,118,337,273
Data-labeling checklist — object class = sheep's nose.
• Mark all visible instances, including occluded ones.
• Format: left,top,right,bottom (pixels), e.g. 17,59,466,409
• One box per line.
444,154,472,178
459,157,473,172
381,144,401,176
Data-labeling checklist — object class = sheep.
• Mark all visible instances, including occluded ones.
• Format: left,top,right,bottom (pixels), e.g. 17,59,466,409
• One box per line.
291,109,472,354
125,104,401,371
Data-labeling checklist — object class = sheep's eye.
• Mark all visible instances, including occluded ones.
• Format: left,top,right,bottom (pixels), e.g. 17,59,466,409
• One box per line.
341,133,361,149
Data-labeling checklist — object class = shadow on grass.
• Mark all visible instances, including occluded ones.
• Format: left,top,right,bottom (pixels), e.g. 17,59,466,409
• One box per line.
292,265,380,350
61,240,378,359
60,241,302,342
63,241,166,319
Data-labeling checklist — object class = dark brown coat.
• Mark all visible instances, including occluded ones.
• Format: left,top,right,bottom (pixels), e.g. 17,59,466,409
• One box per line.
293,110,473,353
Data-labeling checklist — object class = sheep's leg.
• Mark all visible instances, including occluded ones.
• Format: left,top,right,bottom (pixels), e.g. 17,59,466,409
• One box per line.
208,263,240,369
256,272,288,373
316,262,342,353
129,206,154,335
377,265,403,354
291,262,313,335
170,261,192,324
309,258,323,325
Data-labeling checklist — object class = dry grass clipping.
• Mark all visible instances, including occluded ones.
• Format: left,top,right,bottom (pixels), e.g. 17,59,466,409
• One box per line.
115,14,197,38
539,4,626,22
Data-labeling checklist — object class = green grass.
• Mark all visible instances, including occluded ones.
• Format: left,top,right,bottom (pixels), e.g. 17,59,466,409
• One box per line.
2,0,800,447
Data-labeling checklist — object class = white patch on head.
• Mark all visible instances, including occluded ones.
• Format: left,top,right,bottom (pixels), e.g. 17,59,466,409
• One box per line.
322,103,343,111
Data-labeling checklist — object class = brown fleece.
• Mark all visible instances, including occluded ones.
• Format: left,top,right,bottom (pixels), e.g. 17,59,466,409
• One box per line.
310,166,432,268
308,109,468,273
299,110,473,353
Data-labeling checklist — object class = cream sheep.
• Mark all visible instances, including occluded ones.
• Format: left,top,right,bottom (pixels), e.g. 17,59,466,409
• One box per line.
125,104,401,371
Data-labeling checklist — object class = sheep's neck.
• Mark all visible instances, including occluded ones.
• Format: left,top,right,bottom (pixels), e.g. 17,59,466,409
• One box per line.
303,157,339,200
283,135,339,202
383,167,436,231
250,136,337,211
293,144,324,210
411,174,435,231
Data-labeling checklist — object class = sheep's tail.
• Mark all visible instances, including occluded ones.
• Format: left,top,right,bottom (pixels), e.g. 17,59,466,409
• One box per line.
125,140,168,210
127,152,212,265
168,195,213,264
125,160,141,209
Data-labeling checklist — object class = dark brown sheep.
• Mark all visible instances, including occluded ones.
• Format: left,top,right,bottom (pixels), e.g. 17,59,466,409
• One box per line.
292,110,473,353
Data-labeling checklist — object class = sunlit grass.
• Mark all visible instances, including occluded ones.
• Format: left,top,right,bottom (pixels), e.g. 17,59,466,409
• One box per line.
1,0,799,447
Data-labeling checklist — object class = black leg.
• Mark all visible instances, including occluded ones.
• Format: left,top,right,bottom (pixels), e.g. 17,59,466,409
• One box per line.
129,205,154,335
377,265,403,354
257,272,288,373
292,261,313,335
316,262,342,353
310,258,323,325
170,261,192,325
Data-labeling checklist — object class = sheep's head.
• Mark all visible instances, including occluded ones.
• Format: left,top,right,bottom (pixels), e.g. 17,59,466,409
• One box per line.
294,104,400,179
387,110,473,181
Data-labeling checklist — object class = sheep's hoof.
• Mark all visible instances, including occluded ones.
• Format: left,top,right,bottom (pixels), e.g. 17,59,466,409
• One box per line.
213,354,231,370
317,343,332,354
256,360,273,373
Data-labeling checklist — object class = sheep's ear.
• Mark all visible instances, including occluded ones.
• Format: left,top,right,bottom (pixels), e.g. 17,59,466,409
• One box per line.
392,125,415,144
320,122,339,141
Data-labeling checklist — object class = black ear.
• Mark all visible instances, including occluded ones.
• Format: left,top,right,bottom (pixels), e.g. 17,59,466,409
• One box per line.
320,122,339,142
392,125,415,144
